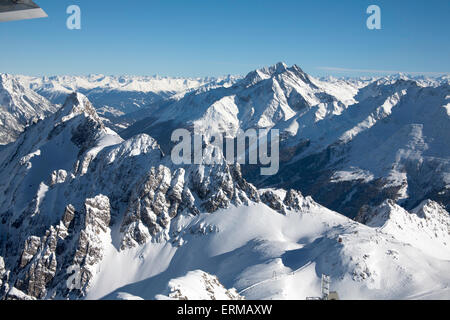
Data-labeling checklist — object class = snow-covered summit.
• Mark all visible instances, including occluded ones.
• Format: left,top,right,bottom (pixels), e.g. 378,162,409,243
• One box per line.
242,62,300,85
55,92,103,124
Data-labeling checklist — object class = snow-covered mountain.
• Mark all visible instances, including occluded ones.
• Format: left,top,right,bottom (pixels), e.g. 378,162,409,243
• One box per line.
0,93,449,300
122,63,450,217
0,74,58,145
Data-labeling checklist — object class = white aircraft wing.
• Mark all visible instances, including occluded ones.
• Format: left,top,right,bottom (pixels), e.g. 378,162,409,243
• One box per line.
0,0,47,22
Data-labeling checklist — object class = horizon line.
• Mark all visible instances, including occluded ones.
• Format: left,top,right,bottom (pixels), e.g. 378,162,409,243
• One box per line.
317,66,449,76
2,63,449,79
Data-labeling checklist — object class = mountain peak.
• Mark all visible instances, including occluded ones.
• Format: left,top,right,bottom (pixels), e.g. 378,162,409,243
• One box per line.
270,61,289,72
242,62,305,86
257,62,289,78
56,92,102,124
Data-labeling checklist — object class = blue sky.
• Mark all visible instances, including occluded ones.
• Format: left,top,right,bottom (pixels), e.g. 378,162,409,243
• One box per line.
0,0,449,77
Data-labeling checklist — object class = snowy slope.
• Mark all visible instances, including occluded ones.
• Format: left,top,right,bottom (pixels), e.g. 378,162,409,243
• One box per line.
0,74,58,145
97,199,450,300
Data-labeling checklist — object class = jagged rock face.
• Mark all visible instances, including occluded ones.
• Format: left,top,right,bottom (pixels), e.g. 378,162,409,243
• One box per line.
9,195,111,300
120,166,185,248
16,230,58,299
120,163,260,249
13,206,69,299
260,190,284,213
284,189,304,211
72,195,111,293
